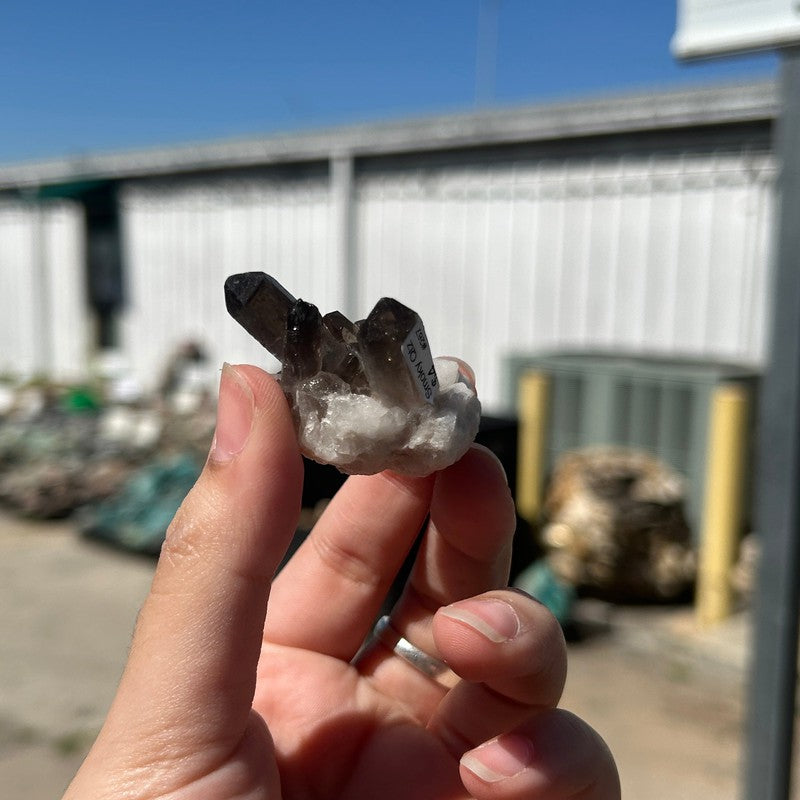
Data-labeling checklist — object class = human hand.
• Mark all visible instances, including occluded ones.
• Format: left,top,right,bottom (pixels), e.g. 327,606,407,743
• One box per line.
64,363,619,800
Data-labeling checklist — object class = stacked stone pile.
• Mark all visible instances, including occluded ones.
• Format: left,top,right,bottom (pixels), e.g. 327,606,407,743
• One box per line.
0,364,215,526
540,446,696,601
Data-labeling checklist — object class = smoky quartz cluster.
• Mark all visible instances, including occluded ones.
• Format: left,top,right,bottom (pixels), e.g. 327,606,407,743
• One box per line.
224,272,481,475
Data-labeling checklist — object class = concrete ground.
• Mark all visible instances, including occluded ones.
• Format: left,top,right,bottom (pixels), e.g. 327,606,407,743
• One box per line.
0,510,783,800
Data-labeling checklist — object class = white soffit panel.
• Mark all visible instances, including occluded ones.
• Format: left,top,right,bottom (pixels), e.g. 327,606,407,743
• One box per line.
673,0,800,58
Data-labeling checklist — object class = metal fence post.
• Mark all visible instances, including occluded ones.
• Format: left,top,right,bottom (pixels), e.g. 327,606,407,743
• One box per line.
744,46,800,800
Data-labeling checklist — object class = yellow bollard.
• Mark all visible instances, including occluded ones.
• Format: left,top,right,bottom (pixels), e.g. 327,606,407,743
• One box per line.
516,370,550,527
696,383,749,628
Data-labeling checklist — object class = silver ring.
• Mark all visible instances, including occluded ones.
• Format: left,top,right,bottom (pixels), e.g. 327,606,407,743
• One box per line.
373,615,459,689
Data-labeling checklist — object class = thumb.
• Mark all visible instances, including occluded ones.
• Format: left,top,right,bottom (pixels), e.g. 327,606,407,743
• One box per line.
96,364,302,759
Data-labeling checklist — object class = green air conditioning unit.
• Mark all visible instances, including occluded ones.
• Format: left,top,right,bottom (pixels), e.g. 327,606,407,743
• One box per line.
504,353,760,540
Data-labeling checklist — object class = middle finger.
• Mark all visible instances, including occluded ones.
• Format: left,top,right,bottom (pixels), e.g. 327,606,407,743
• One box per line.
360,445,517,697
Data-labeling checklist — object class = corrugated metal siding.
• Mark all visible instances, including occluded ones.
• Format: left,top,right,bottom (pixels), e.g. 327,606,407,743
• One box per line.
355,150,775,410
0,201,87,381
4,142,773,411
120,178,332,388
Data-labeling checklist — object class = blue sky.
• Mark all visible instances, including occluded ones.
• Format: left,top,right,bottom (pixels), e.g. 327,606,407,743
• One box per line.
0,1,778,164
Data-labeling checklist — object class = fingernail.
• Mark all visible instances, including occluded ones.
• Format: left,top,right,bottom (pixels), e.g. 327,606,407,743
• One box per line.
461,734,534,783
209,363,254,464
440,599,519,643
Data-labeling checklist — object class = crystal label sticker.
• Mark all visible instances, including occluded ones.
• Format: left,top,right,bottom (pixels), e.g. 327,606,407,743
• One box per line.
401,319,438,404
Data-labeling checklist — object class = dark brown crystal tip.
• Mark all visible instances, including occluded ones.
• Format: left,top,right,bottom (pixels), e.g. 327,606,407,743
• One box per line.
224,272,296,359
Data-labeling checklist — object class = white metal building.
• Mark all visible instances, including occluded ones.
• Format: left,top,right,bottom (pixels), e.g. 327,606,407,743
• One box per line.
0,80,779,412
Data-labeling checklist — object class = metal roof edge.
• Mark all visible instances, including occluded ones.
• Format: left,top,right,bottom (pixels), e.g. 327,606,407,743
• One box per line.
0,79,778,191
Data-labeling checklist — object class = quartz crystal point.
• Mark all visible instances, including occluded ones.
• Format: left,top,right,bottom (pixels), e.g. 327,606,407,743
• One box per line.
225,272,295,360
224,272,481,476
358,297,437,408
282,300,324,386
320,311,369,392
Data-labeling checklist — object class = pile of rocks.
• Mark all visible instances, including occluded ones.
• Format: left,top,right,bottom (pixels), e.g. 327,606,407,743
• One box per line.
540,446,696,601
0,364,215,522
